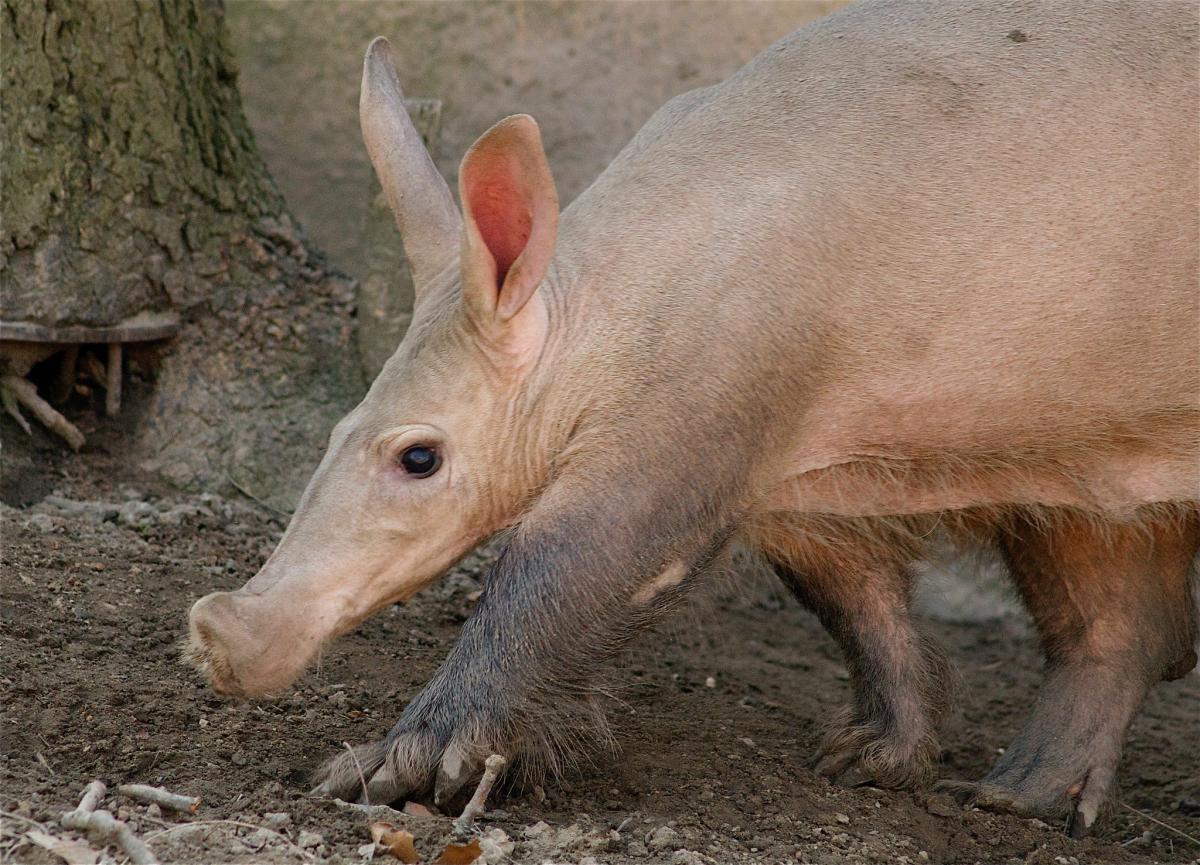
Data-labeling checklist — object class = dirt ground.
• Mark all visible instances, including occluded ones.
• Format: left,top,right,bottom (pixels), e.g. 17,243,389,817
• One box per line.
2,427,1198,865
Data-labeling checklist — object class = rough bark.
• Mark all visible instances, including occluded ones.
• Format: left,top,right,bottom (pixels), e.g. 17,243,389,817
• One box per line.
1,0,364,508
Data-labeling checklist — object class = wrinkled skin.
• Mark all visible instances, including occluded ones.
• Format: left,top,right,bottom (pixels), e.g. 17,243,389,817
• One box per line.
189,0,1199,830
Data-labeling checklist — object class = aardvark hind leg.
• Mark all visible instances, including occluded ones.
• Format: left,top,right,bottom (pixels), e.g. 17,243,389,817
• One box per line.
938,508,1199,836
763,521,953,790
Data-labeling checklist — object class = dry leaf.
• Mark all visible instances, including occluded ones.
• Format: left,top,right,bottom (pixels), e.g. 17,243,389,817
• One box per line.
368,821,419,864
25,830,101,865
434,838,483,865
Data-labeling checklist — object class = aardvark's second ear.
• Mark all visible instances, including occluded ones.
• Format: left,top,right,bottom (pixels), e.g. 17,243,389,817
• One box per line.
360,36,461,288
459,115,559,324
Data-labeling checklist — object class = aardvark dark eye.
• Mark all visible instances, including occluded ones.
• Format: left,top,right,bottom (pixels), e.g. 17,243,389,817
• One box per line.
399,446,441,478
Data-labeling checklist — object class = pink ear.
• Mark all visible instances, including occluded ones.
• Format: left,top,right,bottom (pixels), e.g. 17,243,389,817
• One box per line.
459,115,558,322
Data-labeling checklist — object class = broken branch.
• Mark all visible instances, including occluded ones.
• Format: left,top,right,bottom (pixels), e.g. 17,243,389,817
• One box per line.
1,375,85,451
117,784,200,814
60,780,158,865
453,754,507,833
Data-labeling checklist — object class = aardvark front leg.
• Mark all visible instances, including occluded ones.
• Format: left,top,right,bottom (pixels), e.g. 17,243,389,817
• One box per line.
312,484,732,805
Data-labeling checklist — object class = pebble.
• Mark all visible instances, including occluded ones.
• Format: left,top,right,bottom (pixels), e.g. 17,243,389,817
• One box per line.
523,820,551,839
627,840,649,857
925,794,960,818
262,811,291,829
646,825,680,850
704,677,716,688
244,828,276,850
24,514,54,533
553,823,584,848
145,803,162,819
298,830,324,849
357,842,376,860
119,500,158,527
834,812,850,825
477,827,513,864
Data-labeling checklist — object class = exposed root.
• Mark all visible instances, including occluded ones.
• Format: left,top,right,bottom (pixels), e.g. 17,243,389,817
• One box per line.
1,374,85,450
2,384,32,434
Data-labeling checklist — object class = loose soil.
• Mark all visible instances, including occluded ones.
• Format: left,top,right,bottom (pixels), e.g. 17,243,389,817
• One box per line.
2,447,1198,864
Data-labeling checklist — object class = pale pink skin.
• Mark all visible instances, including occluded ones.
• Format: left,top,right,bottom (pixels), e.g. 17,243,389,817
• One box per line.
188,0,1198,821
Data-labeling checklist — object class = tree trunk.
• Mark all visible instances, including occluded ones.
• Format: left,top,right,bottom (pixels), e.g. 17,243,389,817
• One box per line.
1,0,364,508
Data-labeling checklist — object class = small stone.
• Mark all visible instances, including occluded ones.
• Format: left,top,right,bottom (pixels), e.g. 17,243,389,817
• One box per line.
198,717,208,728
477,827,513,864
119,500,158,527
231,751,249,766
523,821,551,839
25,514,54,533
145,803,162,819
627,840,649,857
704,677,716,689
925,793,960,818
671,851,707,865
646,825,680,850
834,812,850,825
357,842,376,860
298,830,324,849
263,812,291,829
244,828,275,851
554,823,584,848
401,801,434,818
1029,818,1050,830
918,852,929,861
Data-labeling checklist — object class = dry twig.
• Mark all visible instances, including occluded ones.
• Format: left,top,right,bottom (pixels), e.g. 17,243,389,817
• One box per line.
453,754,507,833
60,780,158,865
1121,802,1200,848
1,375,85,450
117,784,201,814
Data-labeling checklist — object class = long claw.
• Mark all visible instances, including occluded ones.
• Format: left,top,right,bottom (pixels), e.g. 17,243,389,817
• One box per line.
364,764,410,806
833,764,874,788
434,741,475,806
309,781,333,798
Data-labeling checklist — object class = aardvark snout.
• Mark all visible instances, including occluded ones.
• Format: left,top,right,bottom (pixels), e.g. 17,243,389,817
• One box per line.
187,590,318,697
